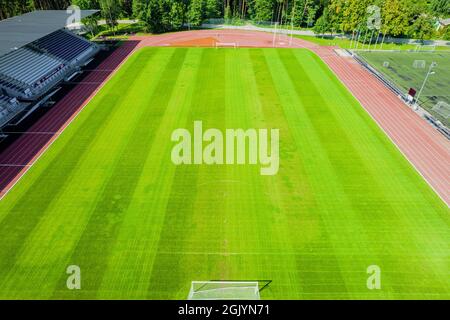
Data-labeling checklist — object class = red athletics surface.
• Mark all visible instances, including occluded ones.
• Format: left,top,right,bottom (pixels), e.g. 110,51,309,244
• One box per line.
0,40,140,199
0,30,448,206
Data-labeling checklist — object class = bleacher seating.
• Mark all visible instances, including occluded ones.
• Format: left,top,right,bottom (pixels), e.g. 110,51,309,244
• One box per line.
32,29,98,65
0,95,25,128
0,11,101,130
0,47,66,87
0,29,99,101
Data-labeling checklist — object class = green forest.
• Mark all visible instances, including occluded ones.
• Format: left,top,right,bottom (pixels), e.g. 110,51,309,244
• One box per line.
1,0,449,39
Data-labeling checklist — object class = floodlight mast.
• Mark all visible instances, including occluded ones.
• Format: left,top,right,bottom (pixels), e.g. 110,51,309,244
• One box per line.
416,61,437,106
272,22,278,47
289,0,297,46
380,32,386,49
350,30,356,50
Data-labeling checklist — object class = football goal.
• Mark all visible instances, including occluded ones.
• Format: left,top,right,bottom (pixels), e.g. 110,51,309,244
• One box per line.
432,101,450,119
414,44,436,52
412,60,426,69
271,23,290,47
215,42,238,49
188,281,263,300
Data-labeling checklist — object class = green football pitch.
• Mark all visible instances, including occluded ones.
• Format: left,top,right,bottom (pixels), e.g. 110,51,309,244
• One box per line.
357,51,450,126
0,47,448,299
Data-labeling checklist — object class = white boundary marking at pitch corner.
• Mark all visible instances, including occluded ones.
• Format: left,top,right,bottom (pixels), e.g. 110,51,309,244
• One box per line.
0,44,139,201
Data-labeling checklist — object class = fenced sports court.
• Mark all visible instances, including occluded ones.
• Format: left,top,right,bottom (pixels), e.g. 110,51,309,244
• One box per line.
357,50,450,127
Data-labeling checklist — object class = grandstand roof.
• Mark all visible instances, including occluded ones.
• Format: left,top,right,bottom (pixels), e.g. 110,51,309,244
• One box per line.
0,10,99,57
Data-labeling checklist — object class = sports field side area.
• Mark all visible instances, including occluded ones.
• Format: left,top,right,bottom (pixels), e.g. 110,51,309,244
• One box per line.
357,51,450,126
0,47,448,299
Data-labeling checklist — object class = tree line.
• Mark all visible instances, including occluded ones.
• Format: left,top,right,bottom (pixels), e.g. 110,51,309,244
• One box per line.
0,1,71,20
1,0,449,39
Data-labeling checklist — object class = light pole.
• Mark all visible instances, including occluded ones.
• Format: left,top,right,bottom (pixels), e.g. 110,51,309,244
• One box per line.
380,32,386,49
289,0,297,46
349,30,355,49
355,27,362,50
272,22,278,47
415,61,437,107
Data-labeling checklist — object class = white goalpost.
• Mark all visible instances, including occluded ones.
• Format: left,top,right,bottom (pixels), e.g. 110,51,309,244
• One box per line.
414,44,436,52
271,22,291,47
215,42,238,49
187,281,261,300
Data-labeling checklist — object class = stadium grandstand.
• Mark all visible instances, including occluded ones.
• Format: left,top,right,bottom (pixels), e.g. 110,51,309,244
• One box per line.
0,95,26,129
0,10,100,132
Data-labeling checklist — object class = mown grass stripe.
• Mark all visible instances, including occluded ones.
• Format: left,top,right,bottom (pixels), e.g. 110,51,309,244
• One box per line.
275,49,450,297
95,48,205,299
0,49,176,298
278,49,396,221
256,49,355,297
0,49,157,283
52,48,189,298
146,49,226,299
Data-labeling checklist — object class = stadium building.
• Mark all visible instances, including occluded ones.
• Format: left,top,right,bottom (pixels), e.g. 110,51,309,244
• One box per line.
0,10,100,134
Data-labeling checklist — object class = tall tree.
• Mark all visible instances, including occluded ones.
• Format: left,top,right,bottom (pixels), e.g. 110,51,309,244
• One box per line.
170,0,186,29
408,13,435,41
132,0,147,18
140,0,163,32
430,0,449,17
72,0,100,9
33,0,70,10
121,0,133,16
205,0,222,18
188,0,204,26
382,0,409,36
253,0,275,22
224,3,232,21
313,8,330,36
100,0,122,30
305,4,318,27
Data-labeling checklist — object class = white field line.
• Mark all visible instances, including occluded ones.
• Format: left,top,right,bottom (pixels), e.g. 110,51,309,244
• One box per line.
308,47,449,207
0,45,139,201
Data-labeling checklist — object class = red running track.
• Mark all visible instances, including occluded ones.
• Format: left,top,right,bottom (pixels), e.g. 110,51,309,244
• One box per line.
0,30,449,206
311,46,450,206
0,40,140,199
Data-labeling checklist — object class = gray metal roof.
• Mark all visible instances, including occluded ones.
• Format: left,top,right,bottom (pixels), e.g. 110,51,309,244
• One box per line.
0,10,99,57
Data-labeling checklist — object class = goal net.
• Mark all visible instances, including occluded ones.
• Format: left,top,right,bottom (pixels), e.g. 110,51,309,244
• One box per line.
412,60,426,69
188,281,260,300
432,101,450,119
271,23,290,47
215,42,238,48
414,44,436,52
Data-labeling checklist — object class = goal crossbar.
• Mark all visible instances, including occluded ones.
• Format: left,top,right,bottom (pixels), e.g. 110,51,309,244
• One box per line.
188,281,261,300
215,42,238,48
